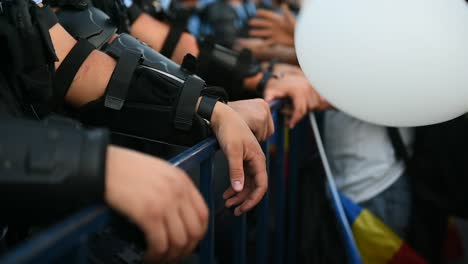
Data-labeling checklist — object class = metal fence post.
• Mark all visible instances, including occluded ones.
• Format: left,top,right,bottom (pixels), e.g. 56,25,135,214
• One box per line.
256,141,270,264
286,119,305,264
232,213,247,264
274,112,285,264
200,157,215,264
68,236,88,264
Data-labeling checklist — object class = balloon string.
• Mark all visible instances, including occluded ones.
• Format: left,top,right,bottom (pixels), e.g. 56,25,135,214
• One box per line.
309,113,363,264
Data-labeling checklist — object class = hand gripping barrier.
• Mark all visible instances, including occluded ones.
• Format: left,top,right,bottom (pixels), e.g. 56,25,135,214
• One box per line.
0,101,362,264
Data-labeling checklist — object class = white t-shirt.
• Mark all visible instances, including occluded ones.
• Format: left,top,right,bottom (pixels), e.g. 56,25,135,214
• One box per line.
323,110,414,203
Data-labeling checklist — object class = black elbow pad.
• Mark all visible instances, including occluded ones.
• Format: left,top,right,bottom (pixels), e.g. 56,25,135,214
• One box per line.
0,117,109,217
105,33,191,81
55,4,118,49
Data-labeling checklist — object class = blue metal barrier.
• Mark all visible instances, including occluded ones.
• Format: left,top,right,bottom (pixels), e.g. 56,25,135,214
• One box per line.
0,101,361,264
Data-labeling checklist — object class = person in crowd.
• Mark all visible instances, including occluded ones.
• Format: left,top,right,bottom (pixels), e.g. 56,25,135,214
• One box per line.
235,1,414,237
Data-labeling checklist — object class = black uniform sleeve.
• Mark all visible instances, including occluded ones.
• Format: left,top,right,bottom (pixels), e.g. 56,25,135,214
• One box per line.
0,116,109,219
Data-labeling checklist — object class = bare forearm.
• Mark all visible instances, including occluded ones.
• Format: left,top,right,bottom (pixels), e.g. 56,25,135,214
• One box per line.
49,24,116,106
130,13,169,52
130,13,199,64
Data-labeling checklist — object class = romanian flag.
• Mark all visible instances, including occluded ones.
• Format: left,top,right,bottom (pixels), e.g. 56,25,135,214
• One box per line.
443,218,464,262
339,194,427,264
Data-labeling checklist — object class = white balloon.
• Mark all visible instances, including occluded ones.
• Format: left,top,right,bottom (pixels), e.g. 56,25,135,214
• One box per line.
295,0,468,126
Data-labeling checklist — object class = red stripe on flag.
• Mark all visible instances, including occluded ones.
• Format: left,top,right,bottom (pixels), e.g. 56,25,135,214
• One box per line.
388,244,427,264
443,220,464,261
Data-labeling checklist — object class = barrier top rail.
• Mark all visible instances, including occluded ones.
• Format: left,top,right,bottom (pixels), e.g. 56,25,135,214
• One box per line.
0,100,361,264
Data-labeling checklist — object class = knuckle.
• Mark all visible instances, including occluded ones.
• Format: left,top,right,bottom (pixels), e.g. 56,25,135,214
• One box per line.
173,182,186,198
230,167,244,178
244,196,257,206
190,225,205,241
148,237,168,258
199,204,209,224
172,236,188,249
253,150,266,162
186,226,197,240
259,182,268,194
270,125,276,135
200,219,209,238
155,242,169,256
198,199,210,218
169,175,186,195
225,142,242,156
145,200,164,220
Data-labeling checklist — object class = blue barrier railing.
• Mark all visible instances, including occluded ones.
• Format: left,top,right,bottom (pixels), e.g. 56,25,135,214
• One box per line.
0,101,361,264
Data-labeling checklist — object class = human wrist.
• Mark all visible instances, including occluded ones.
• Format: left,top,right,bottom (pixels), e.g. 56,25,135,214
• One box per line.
257,71,279,96
243,72,263,91
210,101,230,131
65,50,116,106
49,23,115,107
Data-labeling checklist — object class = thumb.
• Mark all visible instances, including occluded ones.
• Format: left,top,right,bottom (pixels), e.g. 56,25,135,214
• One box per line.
226,145,245,192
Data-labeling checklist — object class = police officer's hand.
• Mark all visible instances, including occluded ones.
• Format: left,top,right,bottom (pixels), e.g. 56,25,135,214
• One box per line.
263,74,330,128
228,99,275,141
104,146,209,262
210,103,268,216
270,63,303,77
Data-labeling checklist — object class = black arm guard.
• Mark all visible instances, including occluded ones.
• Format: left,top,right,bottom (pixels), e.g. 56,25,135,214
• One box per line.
105,33,192,80
0,116,109,218
77,33,211,146
54,6,214,146
49,0,132,34
196,39,261,100
54,4,188,79
55,5,118,49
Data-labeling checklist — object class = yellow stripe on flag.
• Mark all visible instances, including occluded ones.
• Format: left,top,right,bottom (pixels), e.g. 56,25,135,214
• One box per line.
352,209,403,264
